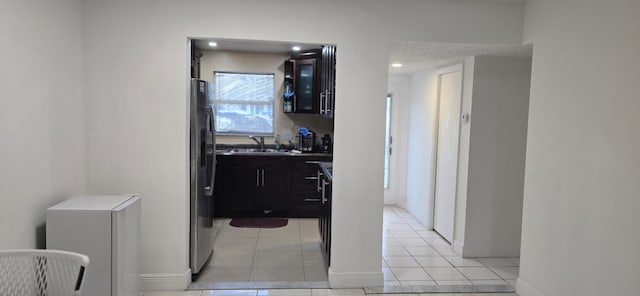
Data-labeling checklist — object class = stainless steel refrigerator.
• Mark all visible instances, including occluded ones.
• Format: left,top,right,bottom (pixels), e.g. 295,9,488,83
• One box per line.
190,78,216,274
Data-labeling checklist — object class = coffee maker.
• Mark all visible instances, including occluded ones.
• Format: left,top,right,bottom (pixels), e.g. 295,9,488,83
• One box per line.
297,128,315,152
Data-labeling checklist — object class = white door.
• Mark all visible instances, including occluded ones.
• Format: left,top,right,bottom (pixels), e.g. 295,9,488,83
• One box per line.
433,64,463,243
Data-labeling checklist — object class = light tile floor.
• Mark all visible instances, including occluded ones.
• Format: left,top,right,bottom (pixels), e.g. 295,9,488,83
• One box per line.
190,217,327,288
144,289,517,296
381,207,519,288
178,206,519,295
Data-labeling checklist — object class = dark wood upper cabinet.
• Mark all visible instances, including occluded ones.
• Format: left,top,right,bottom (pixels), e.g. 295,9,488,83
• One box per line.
293,58,319,113
190,42,202,79
284,46,336,117
319,45,336,118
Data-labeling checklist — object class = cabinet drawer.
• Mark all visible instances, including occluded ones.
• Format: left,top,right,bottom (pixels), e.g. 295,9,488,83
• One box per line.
292,171,321,183
292,190,321,203
294,157,332,168
293,178,319,191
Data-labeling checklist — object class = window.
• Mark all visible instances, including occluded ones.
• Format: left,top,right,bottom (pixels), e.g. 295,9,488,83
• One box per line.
213,71,275,135
384,95,392,189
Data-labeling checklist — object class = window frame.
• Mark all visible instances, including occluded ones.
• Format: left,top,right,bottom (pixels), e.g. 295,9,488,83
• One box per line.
212,71,276,136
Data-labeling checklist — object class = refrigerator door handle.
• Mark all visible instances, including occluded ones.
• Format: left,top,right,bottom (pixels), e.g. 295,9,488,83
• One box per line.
204,106,215,197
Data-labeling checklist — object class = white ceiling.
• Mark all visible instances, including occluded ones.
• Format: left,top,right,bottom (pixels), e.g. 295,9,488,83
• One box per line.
389,42,533,75
193,38,532,76
194,38,324,54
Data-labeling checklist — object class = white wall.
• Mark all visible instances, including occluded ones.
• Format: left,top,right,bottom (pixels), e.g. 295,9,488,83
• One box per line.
199,49,334,145
459,56,531,257
519,0,640,295
81,0,524,289
0,0,85,249
404,56,530,259
386,75,410,206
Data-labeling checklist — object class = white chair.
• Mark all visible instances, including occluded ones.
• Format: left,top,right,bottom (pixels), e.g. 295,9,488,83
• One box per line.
0,249,89,296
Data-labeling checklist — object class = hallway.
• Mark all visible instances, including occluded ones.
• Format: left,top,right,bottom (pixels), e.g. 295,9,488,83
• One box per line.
381,207,518,292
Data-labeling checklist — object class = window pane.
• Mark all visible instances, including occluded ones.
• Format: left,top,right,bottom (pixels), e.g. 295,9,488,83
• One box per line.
215,72,274,102
215,103,274,134
213,72,274,134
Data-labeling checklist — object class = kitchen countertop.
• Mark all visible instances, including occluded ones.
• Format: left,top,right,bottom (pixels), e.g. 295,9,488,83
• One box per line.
216,144,332,157
216,149,332,157
318,162,333,182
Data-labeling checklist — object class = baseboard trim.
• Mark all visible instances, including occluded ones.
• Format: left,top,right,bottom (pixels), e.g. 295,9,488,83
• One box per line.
140,269,191,291
457,243,520,258
452,240,464,256
328,268,383,288
516,278,543,296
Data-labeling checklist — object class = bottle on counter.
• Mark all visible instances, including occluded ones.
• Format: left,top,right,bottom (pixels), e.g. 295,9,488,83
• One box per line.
275,134,281,150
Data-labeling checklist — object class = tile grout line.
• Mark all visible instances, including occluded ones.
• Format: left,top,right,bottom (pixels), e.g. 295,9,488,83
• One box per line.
248,227,261,282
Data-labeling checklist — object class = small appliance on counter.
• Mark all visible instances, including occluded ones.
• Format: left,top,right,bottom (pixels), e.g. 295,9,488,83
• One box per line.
321,134,332,153
297,127,315,152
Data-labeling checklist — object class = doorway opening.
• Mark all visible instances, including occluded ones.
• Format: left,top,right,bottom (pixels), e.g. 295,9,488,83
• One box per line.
187,37,337,289
383,42,532,293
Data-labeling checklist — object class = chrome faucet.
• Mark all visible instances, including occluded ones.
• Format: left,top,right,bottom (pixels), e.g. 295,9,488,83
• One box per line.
249,135,264,151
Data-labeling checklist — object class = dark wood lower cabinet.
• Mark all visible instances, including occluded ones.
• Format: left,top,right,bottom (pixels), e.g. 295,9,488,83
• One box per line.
319,172,332,266
213,154,332,218
214,155,290,217
291,156,332,217
258,161,290,216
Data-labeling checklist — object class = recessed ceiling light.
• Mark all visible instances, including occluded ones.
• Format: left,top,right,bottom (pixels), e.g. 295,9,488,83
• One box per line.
391,63,403,68
292,46,301,51
208,41,218,47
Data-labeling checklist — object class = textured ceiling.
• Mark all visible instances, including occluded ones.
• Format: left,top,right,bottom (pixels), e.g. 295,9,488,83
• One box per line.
389,42,532,75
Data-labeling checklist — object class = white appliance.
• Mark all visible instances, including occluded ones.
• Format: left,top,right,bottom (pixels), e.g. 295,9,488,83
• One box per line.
46,195,140,296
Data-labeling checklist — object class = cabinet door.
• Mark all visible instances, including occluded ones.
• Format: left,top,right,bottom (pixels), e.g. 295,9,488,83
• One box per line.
259,160,290,217
214,156,260,217
321,176,332,266
294,58,319,113
213,156,233,217
319,45,336,118
326,45,336,117
230,164,261,216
